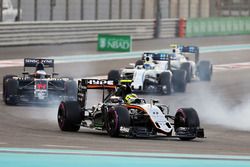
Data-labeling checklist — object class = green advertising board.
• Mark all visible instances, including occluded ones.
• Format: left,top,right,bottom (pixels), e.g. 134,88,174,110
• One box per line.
97,34,132,52
186,17,250,37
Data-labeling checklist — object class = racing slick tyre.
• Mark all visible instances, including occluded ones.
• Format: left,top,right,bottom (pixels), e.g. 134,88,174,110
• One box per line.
197,60,212,81
3,75,17,99
106,106,130,137
57,101,82,132
4,78,19,105
159,72,172,95
135,60,144,66
65,80,77,100
174,108,200,141
172,70,187,92
180,62,192,82
108,70,120,84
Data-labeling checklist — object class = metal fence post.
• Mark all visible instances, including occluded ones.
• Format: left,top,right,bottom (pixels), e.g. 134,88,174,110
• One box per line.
188,0,191,18
154,0,161,38
198,0,202,17
17,0,21,21
0,0,2,22
168,0,171,18
129,0,132,19
50,0,56,21
119,0,122,19
109,0,112,19
141,0,145,19
65,0,69,20
34,0,37,21
80,0,84,20
176,0,180,18
95,0,98,20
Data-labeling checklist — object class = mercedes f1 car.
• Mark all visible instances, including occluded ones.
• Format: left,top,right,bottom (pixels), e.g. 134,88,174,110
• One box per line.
2,58,77,105
57,79,204,140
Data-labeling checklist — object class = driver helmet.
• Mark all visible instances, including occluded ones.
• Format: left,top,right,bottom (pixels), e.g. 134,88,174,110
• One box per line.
35,70,46,78
125,93,138,104
115,85,132,98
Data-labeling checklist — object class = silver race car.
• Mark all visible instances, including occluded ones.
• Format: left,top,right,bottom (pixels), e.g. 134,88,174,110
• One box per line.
3,58,77,105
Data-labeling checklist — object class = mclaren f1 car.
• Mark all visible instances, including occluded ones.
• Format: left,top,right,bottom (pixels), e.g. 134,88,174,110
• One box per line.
2,58,77,105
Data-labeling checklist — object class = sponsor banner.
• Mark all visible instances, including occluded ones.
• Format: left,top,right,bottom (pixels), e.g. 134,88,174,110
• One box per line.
186,17,250,37
97,34,132,52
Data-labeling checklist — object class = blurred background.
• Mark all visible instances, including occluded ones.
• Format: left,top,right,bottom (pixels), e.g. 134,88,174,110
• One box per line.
2,0,250,22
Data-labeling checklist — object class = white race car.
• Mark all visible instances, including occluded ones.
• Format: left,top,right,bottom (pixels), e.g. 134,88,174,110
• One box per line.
169,45,213,82
108,45,212,95
108,53,187,95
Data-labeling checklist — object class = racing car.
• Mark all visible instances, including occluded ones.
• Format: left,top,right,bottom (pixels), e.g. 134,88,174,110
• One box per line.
169,45,213,82
57,79,204,140
108,53,187,95
2,58,77,105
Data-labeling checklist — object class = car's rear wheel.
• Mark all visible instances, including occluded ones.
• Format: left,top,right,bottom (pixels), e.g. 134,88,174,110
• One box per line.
4,78,19,105
58,101,82,132
181,62,192,82
197,60,212,81
159,72,172,95
106,106,130,137
108,70,120,84
172,70,187,92
3,75,17,99
174,108,200,141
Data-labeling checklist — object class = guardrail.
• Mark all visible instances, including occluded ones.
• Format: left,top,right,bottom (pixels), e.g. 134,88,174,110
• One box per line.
159,18,179,38
0,19,179,46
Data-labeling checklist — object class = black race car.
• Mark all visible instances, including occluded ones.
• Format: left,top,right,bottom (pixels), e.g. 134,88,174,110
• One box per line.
2,58,77,105
57,79,204,140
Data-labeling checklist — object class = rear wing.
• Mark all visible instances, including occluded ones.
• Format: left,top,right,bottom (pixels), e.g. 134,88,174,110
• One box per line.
142,53,173,61
77,79,117,108
171,45,200,63
24,58,55,72
79,79,116,90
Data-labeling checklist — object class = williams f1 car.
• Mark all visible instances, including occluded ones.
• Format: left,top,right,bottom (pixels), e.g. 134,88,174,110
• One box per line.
2,58,77,105
169,45,213,82
57,79,204,140
108,52,187,95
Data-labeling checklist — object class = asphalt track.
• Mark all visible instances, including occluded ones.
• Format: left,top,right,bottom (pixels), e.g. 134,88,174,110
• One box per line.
0,35,250,166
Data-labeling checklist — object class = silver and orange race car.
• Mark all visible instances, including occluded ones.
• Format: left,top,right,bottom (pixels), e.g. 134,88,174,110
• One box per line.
57,79,204,140
3,58,77,105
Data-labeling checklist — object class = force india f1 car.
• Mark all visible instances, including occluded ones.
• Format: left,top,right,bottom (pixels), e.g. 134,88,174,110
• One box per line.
2,58,77,105
109,45,213,95
57,79,204,140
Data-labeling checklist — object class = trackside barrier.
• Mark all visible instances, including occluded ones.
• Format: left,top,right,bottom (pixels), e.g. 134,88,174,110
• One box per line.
159,18,179,38
186,17,250,37
178,18,186,38
0,20,154,46
0,19,179,46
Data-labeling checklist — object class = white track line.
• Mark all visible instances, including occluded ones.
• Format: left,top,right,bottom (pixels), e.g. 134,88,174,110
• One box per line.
43,144,88,149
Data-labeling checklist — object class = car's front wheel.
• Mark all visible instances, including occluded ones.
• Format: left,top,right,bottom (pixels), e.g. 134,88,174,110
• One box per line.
58,101,82,132
106,106,130,137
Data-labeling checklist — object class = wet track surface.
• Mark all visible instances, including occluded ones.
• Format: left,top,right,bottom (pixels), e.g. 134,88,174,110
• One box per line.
0,36,250,156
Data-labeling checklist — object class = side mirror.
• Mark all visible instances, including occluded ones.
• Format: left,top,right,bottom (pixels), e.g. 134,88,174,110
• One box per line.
22,72,29,77
150,99,159,106
52,72,59,77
